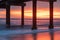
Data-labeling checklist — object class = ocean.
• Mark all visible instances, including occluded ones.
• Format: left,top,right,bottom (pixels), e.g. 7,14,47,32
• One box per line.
0,19,60,40
0,19,60,29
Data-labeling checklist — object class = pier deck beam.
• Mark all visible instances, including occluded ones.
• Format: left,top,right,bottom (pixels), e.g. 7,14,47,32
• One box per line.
6,2,10,29
32,0,37,30
49,0,54,29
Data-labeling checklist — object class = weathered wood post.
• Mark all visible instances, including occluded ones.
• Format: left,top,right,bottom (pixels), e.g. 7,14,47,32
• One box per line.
6,1,10,28
32,0,37,30
49,0,54,29
21,3,25,28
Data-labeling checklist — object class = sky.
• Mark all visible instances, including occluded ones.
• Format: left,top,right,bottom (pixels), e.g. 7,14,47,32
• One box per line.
0,0,60,19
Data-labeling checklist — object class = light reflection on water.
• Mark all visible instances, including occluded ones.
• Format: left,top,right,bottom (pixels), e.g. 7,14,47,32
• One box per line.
0,19,57,25
0,19,60,40
3,31,59,40
0,19,60,26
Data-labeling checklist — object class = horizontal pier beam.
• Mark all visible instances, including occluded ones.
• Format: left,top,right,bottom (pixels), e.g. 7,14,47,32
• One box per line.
0,1,26,6
0,2,6,8
10,2,26,6
0,5,6,8
1,0,57,3
37,0,56,2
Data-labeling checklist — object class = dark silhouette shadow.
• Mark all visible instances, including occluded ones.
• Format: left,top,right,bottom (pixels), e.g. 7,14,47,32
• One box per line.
49,30,54,40
32,33,37,40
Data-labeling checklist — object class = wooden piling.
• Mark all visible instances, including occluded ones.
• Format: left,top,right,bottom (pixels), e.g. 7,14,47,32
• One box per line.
21,3,25,28
6,1,10,29
49,0,54,29
32,0,37,30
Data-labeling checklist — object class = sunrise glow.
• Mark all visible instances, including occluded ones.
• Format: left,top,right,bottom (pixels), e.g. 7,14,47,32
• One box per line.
0,8,60,19
10,8,60,19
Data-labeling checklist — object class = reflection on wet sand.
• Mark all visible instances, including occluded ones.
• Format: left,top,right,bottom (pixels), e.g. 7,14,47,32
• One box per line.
49,30,54,40
32,33,37,40
7,31,60,40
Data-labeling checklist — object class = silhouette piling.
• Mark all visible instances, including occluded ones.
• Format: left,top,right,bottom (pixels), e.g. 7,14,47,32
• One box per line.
0,0,57,30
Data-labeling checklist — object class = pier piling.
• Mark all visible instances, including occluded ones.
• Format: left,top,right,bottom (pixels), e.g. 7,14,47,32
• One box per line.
6,2,10,28
49,0,54,29
32,0,37,30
